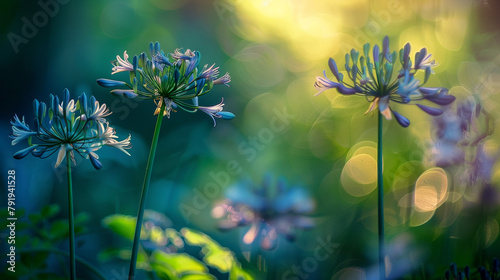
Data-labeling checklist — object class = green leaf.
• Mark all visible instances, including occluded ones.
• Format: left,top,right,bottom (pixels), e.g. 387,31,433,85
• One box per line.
48,220,69,240
229,265,254,280
204,250,234,272
28,213,43,224
180,273,217,280
180,228,237,272
74,212,90,224
102,214,137,241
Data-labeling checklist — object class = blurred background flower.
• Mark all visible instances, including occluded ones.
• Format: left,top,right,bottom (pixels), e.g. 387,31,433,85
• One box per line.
212,175,315,250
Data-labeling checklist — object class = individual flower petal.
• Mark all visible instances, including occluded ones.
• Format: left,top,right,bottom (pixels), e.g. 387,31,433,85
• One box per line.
328,58,341,82
10,115,37,145
213,72,231,86
110,89,139,98
373,44,380,63
426,94,456,106
96,79,127,87
416,104,443,116
82,99,111,121
88,152,103,170
112,51,134,74
392,110,410,127
198,99,234,126
314,71,356,96
105,135,132,156
55,144,69,168
13,145,38,159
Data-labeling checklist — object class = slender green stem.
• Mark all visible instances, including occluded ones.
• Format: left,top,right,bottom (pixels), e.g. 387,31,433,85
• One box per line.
377,112,386,280
128,101,166,280
19,248,107,280
67,152,76,280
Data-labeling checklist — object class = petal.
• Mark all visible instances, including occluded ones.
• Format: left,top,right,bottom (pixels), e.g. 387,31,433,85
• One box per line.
217,111,235,120
382,36,390,58
337,84,357,95
243,223,260,245
55,145,67,168
380,106,392,120
426,94,456,106
110,89,138,98
88,153,103,170
378,96,390,112
364,98,379,115
416,104,443,116
328,58,341,82
96,79,127,87
392,110,410,127
373,44,380,62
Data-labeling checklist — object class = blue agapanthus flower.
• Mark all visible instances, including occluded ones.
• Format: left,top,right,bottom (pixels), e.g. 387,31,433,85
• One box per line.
315,36,456,127
97,42,234,126
212,175,315,250
10,89,131,170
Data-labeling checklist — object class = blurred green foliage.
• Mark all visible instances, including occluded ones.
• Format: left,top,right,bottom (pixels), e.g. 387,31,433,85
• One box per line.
101,211,253,280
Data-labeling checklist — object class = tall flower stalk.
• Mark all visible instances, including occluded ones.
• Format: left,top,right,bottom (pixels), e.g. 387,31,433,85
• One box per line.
10,89,132,279
98,42,234,280
315,36,455,279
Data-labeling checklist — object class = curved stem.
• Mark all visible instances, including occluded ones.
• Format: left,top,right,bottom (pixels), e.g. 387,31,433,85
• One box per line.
67,152,76,280
19,248,107,280
128,101,166,280
377,112,386,280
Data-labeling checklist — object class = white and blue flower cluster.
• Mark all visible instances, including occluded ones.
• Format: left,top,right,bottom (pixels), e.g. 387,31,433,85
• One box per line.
97,42,234,126
10,89,131,169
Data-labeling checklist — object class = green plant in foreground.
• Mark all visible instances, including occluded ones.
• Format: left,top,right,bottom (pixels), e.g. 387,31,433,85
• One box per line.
101,211,253,280
0,205,105,280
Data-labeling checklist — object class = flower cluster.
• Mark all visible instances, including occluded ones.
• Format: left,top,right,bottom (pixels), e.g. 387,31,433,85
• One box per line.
315,36,455,127
212,176,315,250
10,89,131,170
432,94,495,184
97,42,234,126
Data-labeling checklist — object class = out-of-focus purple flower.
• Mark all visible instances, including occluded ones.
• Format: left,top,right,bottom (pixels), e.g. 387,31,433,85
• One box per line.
432,94,496,186
212,176,315,250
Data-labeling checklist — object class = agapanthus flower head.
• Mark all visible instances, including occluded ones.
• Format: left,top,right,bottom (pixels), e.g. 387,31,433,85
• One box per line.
315,35,455,127
212,175,315,250
10,89,132,170
97,42,235,125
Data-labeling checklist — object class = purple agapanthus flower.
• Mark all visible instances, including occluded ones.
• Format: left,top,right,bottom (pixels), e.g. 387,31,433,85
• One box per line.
315,36,455,127
212,175,315,250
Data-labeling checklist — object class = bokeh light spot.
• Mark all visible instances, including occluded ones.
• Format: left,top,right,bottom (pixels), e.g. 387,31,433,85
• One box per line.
332,267,366,280
410,209,435,227
341,154,377,197
414,168,448,212
485,217,499,248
